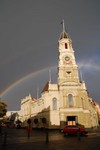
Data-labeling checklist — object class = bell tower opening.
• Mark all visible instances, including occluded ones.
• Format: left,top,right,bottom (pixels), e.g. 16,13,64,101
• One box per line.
65,43,68,49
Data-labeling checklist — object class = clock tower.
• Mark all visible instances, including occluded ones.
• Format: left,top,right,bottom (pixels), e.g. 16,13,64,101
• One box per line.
58,20,80,85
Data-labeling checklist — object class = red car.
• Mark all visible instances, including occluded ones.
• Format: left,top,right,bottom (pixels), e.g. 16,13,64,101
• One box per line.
63,125,88,136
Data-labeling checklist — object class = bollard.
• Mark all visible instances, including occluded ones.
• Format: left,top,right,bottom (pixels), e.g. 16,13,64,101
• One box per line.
27,118,31,139
46,128,49,143
27,126,30,139
3,131,7,146
77,128,81,140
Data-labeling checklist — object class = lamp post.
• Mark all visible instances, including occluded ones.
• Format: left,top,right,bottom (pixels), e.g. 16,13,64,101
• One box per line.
42,117,49,143
27,118,32,138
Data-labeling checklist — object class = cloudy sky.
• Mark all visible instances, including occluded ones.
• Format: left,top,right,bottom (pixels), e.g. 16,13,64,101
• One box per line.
0,0,100,110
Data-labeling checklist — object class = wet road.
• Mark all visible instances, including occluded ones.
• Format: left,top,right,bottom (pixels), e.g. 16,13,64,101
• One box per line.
0,128,100,150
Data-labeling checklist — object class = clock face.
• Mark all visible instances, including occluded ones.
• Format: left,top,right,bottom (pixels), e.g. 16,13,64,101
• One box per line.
63,55,72,65
65,56,70,61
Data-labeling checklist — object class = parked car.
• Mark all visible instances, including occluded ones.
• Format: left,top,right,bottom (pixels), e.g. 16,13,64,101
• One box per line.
63,125,88,136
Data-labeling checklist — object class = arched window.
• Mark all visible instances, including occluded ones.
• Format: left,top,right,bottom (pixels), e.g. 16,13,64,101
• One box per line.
34,118,38,124
68,94,73,107
52,97,57,110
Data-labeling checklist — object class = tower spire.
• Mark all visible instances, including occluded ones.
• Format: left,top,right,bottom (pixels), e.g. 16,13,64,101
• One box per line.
62,19,65,32
60,19,69,39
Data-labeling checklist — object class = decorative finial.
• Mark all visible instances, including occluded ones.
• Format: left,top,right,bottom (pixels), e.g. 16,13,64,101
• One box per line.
79,69,83,82
49,69,51,83
36,87,39,99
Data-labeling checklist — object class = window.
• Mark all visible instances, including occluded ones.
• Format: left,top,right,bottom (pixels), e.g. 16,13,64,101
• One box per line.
52,97,57,110
34,118,38,124
65,43,68,49
68,94,73,107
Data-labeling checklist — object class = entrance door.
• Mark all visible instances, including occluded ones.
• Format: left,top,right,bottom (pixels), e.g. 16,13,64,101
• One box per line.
67,116,78,126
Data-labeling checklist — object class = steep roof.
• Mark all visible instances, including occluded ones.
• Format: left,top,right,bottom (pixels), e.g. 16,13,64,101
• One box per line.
59,31,69,40
41,81,49,93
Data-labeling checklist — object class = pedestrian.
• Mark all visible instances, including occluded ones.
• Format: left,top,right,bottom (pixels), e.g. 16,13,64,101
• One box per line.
77,127,81,140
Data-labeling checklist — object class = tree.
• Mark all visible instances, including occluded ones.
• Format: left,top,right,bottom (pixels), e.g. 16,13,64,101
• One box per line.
0,101,7,118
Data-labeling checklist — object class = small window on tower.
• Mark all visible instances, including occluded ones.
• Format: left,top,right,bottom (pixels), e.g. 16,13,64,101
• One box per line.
67,71,71,74
65,43,68,49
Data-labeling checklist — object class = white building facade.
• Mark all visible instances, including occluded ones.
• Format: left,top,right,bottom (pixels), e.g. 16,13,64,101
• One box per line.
20,21,99,129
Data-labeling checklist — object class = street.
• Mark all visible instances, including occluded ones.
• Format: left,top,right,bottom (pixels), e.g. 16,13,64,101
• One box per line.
0,128,100,150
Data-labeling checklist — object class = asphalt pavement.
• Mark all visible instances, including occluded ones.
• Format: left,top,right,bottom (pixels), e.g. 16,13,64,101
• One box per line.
0,128,100,150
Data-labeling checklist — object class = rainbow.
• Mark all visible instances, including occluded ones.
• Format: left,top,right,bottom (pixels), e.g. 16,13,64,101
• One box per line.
0,66,56,98
0,62,100,98
78,61,100,71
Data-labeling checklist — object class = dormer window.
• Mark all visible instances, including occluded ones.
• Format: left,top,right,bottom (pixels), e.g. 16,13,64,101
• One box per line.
65,43,68,49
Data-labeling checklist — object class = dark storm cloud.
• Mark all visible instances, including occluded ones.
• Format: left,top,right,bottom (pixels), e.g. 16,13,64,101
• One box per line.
0,0,100,110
